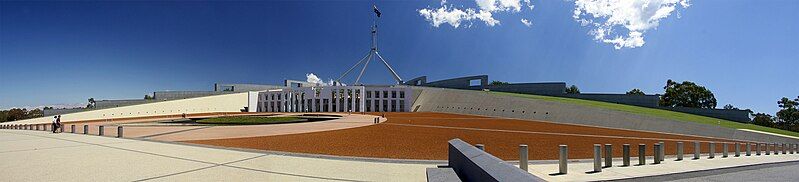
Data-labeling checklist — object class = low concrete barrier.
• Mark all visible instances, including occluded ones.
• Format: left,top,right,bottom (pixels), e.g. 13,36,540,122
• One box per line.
446,139,542,181
426,168,461,182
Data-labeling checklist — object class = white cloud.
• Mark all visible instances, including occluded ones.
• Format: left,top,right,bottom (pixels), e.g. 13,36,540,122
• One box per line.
418,0,534,28
305,73,329,86
520,18,532,27
573,0,691,49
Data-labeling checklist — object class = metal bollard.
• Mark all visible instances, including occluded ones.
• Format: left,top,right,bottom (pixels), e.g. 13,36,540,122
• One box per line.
653,144,661,164
774,143,779,155
756,143,761,156
559,145,568,174
723,143,728,158
783,143,787,154
71,125,75,133
519,145,528,171
98,126,104,136
36,124,40,131
83,125,88,134
709,142,715,159
659,141,665,161
622,144,630,167
593,144,602,172
694,142,701,160
475,144,484,151
792,144,796,154
766,143,771,155
604,144,612,168
735,143,741,157
117,126,123,138
638,144,646,165
676,142,684,161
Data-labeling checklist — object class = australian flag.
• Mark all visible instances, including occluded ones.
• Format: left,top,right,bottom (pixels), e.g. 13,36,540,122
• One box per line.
373,5,381,17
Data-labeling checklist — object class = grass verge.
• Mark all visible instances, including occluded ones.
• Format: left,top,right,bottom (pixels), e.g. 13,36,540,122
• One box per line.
491,92,799,137
196,116,305,125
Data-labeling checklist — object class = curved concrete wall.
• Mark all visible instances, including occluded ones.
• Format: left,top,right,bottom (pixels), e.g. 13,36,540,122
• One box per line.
8,92,248,125
411,87,798,144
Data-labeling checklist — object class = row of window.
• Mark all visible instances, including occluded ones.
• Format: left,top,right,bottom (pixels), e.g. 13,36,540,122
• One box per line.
436,106,549,115
365,90,405,99
259,99,405,112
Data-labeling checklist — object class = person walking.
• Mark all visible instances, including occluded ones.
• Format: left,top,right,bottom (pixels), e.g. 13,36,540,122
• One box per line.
52,116,58,133
56,115,62,133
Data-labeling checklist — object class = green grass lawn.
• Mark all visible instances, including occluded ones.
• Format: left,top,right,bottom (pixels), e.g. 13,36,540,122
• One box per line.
195,116,305,125
491,92,799,137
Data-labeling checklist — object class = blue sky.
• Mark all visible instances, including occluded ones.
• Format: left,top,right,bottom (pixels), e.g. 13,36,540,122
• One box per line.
1,0,797,115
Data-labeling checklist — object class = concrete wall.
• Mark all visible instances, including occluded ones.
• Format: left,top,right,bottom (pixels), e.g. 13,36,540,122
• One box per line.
214,83,284,92
153,91,230,100
447,138,543,181
8,92,249,125
485,83,566,96
43,108,89,117
564,93,660,107
659,106,752,123
411,87,798,144
95,99,158,109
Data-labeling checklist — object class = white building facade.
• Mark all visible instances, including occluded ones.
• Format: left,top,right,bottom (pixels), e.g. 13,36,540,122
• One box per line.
257,86,412,113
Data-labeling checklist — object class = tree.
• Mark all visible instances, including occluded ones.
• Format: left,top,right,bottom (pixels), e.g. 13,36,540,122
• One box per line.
565,85,580,94
87,98,96,108
751,113,775,127
658,79,717,108
5,108,27,121
490,80,509,86
775,96,799,129
626,89,645,95
144,95,153,100
723,104,739,110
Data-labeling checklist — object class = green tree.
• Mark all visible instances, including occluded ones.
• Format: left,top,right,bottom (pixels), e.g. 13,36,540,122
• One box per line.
6,108,27,121
723,104,739,110
751,113,775,127
658,79,717,108
776,96,799,129
565,85,580,94
490,80,509,86
87,98,96,108
0,110,7,122
144,95,153,100
626,89,645,95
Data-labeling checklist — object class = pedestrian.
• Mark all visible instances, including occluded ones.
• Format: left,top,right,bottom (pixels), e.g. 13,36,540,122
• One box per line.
56,115,62,133
52,116,58,133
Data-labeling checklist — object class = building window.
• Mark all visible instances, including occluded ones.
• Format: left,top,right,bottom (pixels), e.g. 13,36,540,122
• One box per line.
383,91,388,98
375,91,380,98
400,91,405,98
323,99,329,112
399,100,405,112
366,91,371,98
355,98,360,112
383,100,388,112
375,100,380,112
391,91,396,98
391,100,397,112
366,100,371,112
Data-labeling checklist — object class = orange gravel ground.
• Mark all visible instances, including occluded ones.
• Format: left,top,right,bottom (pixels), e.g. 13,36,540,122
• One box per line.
185,112,748,160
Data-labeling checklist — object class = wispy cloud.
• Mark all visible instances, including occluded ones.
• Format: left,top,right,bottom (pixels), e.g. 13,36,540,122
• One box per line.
573,0,691,49
520,18,532,27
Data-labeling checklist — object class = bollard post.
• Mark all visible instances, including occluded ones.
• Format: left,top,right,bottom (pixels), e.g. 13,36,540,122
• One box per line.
559,145,568,174
653,144,661,164
676,142,684,161
774,143,779,155
694,141,701,160
475,144,484,151
604,144,612,168
519,145,528,171
83,125,88,135
35,124,39,131
756,143,761,156
117,126,123,138
792,144,796,154
638,144,646,165
782,143,787,154
71,125,76,133
98,126,104,136
593,144,602,172
766,143,771,155
622,144,630,167
735,143,741,157
659,141,665,161
709,142,715,159
723,143,728,158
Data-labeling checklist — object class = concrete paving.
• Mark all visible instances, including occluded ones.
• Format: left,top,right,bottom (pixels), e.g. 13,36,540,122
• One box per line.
525,152,799,181
0,130,431,182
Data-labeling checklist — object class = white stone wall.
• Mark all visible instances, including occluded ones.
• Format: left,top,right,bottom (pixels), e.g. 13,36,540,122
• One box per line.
258,86,412,113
